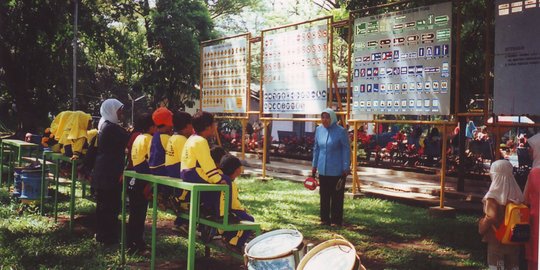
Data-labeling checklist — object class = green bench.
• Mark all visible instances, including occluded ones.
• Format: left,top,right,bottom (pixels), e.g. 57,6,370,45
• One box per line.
0,139,40,188
121,170,262,270
39,151,89,232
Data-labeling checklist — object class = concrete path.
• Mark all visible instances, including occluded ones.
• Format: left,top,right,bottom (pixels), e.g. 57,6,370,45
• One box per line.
232,152,489,213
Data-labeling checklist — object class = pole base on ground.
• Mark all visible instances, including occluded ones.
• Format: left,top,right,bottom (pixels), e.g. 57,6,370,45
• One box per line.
256,176,273,182
428,206,456,219
345,192,364,199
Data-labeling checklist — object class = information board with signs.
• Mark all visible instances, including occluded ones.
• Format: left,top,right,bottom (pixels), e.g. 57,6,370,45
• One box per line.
494,0,540,115
262,23,329,114
201,36,249,113
352,2,452,116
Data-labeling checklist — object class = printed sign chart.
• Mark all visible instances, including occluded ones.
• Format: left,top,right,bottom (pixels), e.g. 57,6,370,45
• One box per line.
201,37,248,113
262,23,329,114
352,2,452,115
494,0,540,115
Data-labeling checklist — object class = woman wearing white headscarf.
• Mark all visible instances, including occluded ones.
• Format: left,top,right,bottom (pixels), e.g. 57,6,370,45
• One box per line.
92,99,130,245
524,133,540,269
479,159,524,270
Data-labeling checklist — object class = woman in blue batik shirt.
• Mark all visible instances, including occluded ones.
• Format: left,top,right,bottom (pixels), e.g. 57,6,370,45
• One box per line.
312,108,351,226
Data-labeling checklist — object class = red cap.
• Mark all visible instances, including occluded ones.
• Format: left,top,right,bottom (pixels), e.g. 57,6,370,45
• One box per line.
304,177,318,190
152,107,173,127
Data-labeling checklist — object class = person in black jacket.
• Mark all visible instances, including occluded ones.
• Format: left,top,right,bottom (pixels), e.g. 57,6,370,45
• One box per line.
92,99,130,245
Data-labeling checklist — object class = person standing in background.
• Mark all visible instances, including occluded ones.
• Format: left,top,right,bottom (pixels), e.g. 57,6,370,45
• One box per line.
524,133,540,269
478,160,523,270
92,99,130,245
312,108,351,227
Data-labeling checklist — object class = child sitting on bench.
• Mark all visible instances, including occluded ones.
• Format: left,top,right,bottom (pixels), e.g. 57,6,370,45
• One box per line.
219,154,255,251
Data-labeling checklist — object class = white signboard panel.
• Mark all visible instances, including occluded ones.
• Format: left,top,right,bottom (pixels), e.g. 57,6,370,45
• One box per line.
262,24,329,114
201,37,248,113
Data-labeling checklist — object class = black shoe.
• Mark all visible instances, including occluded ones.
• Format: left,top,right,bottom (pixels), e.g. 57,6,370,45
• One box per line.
199,225,217,243
127,240,148,253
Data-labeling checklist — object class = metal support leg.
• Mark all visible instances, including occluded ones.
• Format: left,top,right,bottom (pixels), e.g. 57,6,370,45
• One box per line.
187,189,199,270
151,183,158,270
0,141,4,187
121,175,127,265
69,161,76,232
54,159,59,223
40,152,47,216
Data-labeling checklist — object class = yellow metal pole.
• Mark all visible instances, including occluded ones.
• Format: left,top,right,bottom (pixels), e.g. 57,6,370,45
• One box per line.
352,121,359,194
439,123,448,208
262,120,269,179
241,119,247,160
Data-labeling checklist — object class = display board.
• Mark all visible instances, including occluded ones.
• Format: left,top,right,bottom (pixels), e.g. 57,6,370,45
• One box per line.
262,23,329,114
201,36,249,113
352,2,452,116
494,0,540,115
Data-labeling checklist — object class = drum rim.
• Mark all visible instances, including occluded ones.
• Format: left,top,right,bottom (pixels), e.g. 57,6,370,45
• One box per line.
297,239,357,270
245,229,303,260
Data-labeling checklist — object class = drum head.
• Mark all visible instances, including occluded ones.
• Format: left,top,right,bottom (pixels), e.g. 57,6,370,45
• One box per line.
245,229,303,259
304,244,356,270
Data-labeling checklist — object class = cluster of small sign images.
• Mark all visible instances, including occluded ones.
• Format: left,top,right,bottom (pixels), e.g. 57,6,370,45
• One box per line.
498,0,539,16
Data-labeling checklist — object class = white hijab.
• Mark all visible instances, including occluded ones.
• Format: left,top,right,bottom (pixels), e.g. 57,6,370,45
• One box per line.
98,99,123,130
484,159,524,205
527,133,540,168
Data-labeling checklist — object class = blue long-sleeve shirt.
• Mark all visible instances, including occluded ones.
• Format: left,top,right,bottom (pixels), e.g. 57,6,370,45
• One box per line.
312,109,351,176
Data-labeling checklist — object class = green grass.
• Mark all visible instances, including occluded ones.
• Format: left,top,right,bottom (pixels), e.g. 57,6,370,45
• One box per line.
0,177,486,269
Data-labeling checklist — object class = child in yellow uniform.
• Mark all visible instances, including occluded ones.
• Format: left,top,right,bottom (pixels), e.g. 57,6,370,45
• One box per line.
149,107,173,176
165,111,192,227
165,111,192,178
181,111,226,216
219,154,254,251
127,113,155,251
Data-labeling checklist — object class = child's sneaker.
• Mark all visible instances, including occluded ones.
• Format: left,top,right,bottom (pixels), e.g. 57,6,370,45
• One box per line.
199,225,217,243
172,223,189,235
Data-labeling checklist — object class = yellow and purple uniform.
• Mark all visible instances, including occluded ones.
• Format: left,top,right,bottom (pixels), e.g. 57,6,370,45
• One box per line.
220,175,254,247
181,135,224,215
127,132,152,246
165,134,188,178
149,132,170,176
180,135,223,184
131,133,152,174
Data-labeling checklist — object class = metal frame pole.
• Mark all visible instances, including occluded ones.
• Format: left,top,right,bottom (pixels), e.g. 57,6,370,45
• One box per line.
352,121,359,194
439,124,448,208
72,0,78,111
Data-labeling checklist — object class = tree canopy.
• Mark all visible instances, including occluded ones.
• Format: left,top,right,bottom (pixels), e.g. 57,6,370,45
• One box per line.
0,0,495,132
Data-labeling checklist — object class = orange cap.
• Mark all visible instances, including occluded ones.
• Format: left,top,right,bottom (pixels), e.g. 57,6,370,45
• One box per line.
152,107,173,127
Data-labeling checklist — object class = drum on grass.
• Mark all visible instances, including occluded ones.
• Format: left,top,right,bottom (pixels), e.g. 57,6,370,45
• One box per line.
244,229,304,270
297,238,364,270
20,169,47,200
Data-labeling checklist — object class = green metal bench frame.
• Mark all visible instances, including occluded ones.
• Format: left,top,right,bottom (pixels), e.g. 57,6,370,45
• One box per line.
39,151,88,232
0,139,40,187
121,170,261,270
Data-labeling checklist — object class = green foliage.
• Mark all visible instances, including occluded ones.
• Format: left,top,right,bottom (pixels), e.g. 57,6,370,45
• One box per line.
0,0,217,131
141,0,215,111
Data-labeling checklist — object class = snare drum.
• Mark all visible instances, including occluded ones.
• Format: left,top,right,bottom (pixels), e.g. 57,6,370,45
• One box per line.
297,239,363,270
244,229,304,270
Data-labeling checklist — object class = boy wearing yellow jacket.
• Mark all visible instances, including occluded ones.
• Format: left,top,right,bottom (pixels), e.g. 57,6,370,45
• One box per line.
181,111,226,216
